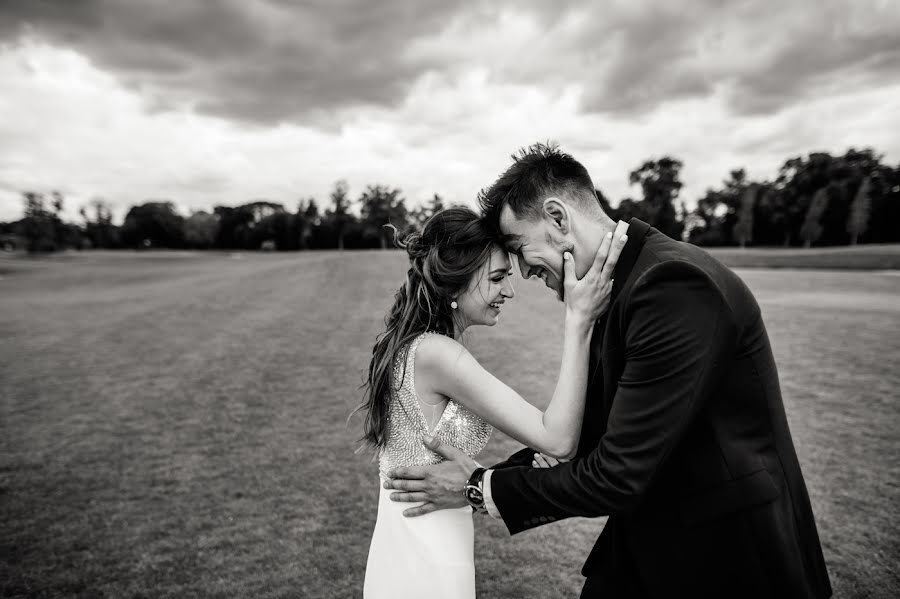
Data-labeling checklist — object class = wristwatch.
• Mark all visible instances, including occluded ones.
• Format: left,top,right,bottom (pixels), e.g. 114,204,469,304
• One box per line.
464,467,487,512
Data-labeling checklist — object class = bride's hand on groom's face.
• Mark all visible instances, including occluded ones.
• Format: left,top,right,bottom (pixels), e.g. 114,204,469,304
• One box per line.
383,435,477,517
563,220,629,324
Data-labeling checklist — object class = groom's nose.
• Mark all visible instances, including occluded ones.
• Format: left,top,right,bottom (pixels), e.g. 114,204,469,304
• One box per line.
515,254,532,278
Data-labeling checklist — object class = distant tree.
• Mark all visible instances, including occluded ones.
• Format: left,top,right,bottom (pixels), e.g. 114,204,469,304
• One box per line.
301,198,320,223
868,165,900,244
212,206,247,249
753,184,792,246
242,201,287,249
80,198,120,248
689,169,745,246
768,149,896,246
19,191,84,252
256,211,303,251
847,176,871,245
359,185,409,249
733,184,758,248
212,201,285,250
120,201,186,249
21,192,58,252
297,198,319,249
410,193,445,227
628,157,684,239
327,180,353,250
800,189,829,248
614,197,649,224
183,211,219,249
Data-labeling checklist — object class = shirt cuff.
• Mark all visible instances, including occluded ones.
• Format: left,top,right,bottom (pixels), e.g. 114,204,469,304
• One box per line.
482,469,501,519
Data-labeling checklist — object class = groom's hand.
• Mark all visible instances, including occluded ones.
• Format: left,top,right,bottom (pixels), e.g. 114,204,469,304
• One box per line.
384,435,477,517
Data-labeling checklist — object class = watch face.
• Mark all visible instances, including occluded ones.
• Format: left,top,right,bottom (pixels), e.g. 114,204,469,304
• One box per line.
464,485,484,506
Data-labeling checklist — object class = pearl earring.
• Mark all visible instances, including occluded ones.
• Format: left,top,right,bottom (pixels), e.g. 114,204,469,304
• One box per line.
450,300,458,309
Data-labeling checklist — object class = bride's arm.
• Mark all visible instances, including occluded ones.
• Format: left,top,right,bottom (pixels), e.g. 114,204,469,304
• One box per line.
418,315,591,459
417,229,627,459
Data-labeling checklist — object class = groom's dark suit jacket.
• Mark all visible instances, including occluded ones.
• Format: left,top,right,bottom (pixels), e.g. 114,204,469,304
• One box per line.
490,219,832,598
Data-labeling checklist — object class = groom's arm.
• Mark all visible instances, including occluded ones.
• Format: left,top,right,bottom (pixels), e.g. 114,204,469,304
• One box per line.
481,447,541,518
490,447,539,470
488,262,737,534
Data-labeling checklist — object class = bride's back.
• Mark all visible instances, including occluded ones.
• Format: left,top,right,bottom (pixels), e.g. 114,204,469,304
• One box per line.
378,331,492,479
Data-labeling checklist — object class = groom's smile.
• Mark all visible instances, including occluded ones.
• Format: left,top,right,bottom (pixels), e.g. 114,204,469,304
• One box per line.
499,205,567,301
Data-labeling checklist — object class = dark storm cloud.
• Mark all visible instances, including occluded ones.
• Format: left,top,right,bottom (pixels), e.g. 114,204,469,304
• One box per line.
576,1,900,116
1,0,898,124
726,26,900,115
0,0,457,123
589,1,900,114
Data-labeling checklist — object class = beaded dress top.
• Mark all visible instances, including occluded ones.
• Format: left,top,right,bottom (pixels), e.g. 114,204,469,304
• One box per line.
378,332,493,478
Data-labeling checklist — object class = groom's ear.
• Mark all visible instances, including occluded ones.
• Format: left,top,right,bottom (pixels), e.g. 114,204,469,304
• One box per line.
542,197,570,235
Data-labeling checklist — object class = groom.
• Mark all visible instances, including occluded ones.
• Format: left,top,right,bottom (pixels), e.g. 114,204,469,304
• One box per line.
385,143,833,598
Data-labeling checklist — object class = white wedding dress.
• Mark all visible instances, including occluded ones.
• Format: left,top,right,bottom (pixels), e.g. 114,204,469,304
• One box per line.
364,332,493,599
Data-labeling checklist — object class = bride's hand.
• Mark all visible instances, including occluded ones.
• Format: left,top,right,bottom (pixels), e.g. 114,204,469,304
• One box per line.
563,220,629,325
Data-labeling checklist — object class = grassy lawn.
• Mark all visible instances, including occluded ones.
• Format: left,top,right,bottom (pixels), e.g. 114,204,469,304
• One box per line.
706,244,900,270
1,249,898,598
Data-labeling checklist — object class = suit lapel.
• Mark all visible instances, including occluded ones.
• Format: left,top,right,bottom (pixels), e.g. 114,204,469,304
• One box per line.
610,218,652,304
590,218,651,372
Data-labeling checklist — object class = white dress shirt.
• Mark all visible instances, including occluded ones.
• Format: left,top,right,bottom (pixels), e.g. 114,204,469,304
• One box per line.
482,469,501,519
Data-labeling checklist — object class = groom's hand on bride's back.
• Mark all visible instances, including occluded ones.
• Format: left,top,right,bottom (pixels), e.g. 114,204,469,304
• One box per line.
384,435,477,517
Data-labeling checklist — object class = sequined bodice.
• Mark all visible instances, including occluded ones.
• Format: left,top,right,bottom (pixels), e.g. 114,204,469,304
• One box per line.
378,332,492,478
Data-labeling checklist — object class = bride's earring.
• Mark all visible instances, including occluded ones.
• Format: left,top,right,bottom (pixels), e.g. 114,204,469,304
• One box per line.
450,300,458,309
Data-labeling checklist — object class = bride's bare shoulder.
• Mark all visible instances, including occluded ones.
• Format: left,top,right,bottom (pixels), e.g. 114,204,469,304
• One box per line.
415,334,471,374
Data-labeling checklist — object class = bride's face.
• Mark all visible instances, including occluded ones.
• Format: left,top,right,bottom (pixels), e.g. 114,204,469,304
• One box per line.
454,246,515,328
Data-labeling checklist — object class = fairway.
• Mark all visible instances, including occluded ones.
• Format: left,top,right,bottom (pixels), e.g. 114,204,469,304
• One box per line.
1,250,898,598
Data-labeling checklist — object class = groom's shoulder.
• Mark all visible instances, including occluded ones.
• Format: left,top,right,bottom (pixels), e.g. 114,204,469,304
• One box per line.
636,230,735,283
622,236,725,299
626,232,754,314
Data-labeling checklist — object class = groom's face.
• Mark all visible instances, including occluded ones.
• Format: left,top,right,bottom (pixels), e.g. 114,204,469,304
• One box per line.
498,203,571,301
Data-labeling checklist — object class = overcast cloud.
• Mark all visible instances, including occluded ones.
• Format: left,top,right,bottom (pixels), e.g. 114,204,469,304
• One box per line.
1,0,899,222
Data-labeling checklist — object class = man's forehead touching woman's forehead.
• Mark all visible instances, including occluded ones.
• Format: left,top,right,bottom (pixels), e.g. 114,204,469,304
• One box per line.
500,233,524,254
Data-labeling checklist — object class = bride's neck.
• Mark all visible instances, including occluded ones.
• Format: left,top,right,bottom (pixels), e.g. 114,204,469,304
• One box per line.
452,314,468,341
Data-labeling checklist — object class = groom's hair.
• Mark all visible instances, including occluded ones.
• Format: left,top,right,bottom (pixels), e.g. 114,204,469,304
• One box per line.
478,142,603,227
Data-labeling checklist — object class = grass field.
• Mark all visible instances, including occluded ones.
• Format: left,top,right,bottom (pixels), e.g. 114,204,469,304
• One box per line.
705,244,900,270
1,249,898,598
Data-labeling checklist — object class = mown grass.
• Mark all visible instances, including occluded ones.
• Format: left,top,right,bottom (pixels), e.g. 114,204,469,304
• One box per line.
1,250,898,598
706,244,900,270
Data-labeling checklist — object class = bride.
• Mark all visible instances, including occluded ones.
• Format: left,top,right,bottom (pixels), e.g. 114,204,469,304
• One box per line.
358,206,626,598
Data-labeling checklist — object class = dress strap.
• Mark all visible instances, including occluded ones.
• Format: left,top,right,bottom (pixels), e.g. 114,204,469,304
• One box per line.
403,331,446,435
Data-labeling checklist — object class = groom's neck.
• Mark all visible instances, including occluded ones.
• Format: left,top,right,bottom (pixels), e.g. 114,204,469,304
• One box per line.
577,212,618,257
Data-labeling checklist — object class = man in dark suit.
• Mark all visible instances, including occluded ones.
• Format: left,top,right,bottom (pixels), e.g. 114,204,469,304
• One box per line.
385,143,831,598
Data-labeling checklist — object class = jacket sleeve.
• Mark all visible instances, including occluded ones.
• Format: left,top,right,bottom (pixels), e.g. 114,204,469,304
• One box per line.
489,261,737,534
490,447,539,471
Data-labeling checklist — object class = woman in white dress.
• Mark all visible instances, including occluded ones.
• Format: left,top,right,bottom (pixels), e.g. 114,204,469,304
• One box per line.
359,207,626,598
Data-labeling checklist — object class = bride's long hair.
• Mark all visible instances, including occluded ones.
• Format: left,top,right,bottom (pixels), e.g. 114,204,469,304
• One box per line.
357,206,499,449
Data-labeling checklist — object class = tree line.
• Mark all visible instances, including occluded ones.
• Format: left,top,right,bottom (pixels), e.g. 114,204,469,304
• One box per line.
2,147,898,253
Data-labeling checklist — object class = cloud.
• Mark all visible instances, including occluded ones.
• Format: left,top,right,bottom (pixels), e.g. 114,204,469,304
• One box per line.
0,1,899,224
0,0,457,124
2,0,898,126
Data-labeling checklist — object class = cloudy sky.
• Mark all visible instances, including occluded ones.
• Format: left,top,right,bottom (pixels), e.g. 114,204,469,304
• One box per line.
1,0,899,223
